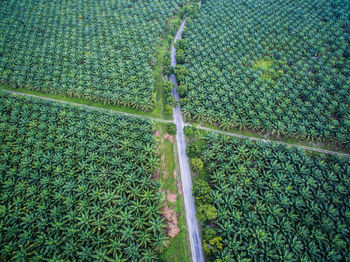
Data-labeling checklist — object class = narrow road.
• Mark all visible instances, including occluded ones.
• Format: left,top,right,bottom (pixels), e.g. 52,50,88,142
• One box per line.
2,90,172,124
171,20,205,262
4,90,348,158
191,125,350,158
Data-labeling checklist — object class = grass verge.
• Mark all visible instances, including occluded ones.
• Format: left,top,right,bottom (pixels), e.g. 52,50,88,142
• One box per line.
187,119,264,139
187,119,349,154
152,36,172,120
1,85,162,119
151,12,183,121
155,123,191,262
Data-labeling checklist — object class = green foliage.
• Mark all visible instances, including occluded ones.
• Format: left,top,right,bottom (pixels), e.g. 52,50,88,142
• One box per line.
252,57,284,82
163,81,173,92
179,2,200,19
167,96,178,107
166,123,177,135
174,65,189,84
175,39,187,50
200,133,350,261
0,0,186,111
163,51,173,77
197,204,218,224
203,228,217,242
175,49,186,64
186,143,201,158
252,57,274,71
203,241,212,256
191,158,204,172
167,35,174,45
209,237,223,252
186,139,207,158
193,180,213,204
203,235,224,256
181,0,350,147
165,105,173,115
167,19,182,35
184,126,204,138
183,125,195,137
0,91,168,260
163,80,174,102
178,83,188,97
163,65,174,77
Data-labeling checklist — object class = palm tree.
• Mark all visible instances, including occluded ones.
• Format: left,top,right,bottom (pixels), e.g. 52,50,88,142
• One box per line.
141,249,158,262
77,245,93,261
90,216,107,232
148,216,165,235
124,241,141,260
151,233,170,253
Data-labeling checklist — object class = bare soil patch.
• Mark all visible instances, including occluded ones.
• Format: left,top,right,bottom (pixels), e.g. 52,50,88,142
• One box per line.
309,141,324,147
167,189,178,202
161,204,180,238
177,180,183,195
152,169,160,179
264,130,272,139
163,171,169,179
155,130,161,137
164,133,174,143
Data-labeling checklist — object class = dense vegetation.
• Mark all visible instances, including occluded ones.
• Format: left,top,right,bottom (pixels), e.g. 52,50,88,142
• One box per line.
190,133,350,261
180,0,350,147
1,0,349,260
0,0,186,111
0,92,167,261
166,123,177,135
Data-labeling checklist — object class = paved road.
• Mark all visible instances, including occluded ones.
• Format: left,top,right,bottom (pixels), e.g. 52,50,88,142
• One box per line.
190,125,350,158
2,90,172,124
171,19,205,262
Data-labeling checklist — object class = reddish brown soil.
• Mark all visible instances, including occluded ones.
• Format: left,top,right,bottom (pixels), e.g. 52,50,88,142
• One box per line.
163,171,169,179
177,180,183,195
152,170,160,179
167,189,178,203
164,133,174,143
155,130,161,137
161,204,180,238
